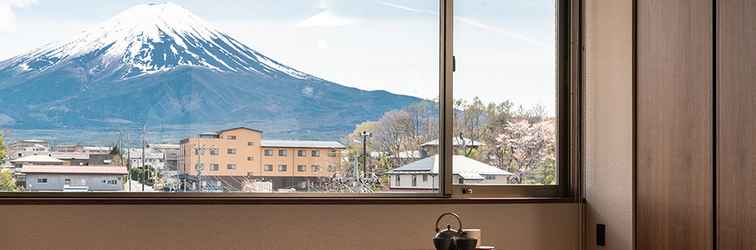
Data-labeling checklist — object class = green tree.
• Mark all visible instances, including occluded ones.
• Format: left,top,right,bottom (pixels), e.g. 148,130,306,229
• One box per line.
0,169,17,191
129,165,157,186
0,131,6,164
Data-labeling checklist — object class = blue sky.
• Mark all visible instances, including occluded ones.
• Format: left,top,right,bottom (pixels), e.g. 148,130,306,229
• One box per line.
0,0,556,114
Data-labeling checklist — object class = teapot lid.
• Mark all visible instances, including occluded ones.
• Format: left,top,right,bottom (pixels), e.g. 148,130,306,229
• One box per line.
434,212,463,238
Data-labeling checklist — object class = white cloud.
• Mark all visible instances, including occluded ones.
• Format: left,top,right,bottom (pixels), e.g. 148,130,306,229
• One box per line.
0,0,37,33
378,1,546,47
297,10,359,27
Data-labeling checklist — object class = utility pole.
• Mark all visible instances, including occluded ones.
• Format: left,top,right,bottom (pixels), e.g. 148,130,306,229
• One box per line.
141,125,146,192
194,143,206,192
126,131,131,192
360,131,371,178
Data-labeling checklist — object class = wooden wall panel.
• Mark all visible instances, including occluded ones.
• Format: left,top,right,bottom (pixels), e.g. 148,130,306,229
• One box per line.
636,0,713,249
717,0,756,249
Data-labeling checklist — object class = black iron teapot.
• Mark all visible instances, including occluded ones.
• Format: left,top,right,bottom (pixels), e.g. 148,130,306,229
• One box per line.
433,212,478,250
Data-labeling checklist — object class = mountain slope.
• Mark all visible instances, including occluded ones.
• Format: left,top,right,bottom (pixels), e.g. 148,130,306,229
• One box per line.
0,2,422,139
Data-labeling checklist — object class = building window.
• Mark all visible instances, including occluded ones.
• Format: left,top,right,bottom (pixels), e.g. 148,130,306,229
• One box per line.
484,175,496,180
64,178,71,185
227,164,237,170
297,165,306,172
227,148,237,155
297,150,305,157
37,178,48,183
211,164,220,171
226,135,237,140
247,156,254,161
328,165,335,172
422,175,428,182
311,150,320,157
395,175,401,186
311,165,320,172
209,148,219,156
248,141,255,146
264,164,273,172
264,149,273,156
278,149,287,157
412,175,417,187
328,150,337,157
278,165,287,172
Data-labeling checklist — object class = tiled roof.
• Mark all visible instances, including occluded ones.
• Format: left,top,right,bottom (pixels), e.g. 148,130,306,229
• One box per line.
261,140,345,149
387,155,511,180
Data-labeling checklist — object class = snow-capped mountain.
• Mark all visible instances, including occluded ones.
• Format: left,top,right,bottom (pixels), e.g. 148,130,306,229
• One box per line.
2,2,310,79
0,2,421,139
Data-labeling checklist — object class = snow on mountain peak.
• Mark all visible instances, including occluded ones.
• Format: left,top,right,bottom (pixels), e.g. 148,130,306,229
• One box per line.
6,2,312,80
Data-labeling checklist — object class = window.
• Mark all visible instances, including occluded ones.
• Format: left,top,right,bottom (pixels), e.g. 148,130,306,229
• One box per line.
65,178,71,185
1,1,570,197
37,178,48,183
451,0,565,197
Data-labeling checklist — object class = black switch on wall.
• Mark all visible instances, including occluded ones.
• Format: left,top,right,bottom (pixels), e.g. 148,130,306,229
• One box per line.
596,224,606,246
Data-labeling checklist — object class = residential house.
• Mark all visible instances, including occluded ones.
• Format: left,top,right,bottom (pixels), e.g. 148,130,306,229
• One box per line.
386,155,512,190
21,165,128,192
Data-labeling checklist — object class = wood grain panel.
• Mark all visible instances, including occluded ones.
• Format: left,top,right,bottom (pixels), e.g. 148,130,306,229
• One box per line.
636,0,713,249
717,0,756,249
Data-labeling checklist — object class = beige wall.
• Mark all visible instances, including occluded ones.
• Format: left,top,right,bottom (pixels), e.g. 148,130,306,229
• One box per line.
583,0,634,249
179,129,264,177
0,203,578,250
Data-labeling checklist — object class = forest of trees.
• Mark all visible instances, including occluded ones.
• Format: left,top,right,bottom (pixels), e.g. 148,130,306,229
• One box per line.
343,98,556,185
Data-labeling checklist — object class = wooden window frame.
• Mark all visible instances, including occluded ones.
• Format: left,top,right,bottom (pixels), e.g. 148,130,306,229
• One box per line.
0,0,580,204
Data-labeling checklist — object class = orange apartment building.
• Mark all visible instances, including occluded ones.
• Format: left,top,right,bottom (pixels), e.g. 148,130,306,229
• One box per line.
178,127,345,191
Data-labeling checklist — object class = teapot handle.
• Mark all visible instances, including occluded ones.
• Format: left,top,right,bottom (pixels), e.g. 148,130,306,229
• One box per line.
434,212,463,233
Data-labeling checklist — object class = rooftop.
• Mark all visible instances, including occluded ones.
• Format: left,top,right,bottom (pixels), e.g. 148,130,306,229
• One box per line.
20,165,128,175
50,152,90,160
387,155,511,180
421,137,485,147
10,155,64,163
261,140,345,149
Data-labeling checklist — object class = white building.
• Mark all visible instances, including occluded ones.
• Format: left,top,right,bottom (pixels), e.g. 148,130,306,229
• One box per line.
7,140,50,160
386,155,512,190
21,165,128,192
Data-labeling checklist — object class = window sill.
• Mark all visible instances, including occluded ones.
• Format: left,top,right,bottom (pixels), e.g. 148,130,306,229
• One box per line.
0,194,576,205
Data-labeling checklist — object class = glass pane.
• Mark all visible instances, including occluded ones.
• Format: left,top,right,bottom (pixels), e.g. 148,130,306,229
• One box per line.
0,1,439,193
453,0,557,185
